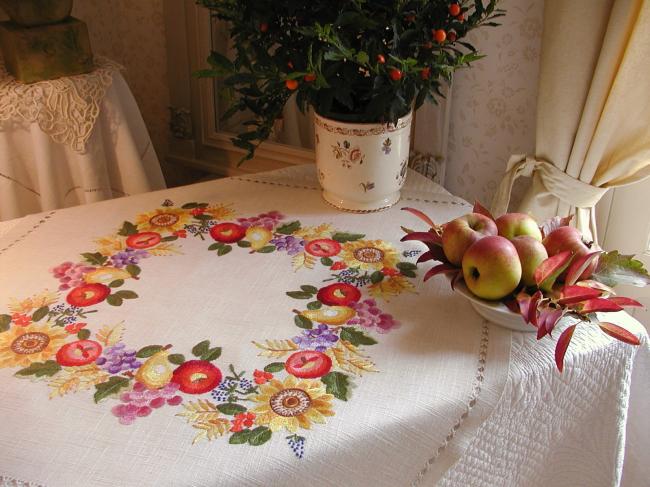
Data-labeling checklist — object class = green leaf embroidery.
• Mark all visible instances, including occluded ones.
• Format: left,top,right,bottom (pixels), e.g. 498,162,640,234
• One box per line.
229,430,251,444
114,290,138,300
194,214,213,221
286,291,314,299
237,240,252,248
276,221,301,235
208,242,225,251
400,270,417,278
396,262,417,271
592,250,650,287
332,232,365,243
320,257,334,266
136,345,163,358
370,271,384,284
264,362,285,373
248,426,272,446
77,329,91,340
257,245,276,253
192,340,210,357
217,403,247,415
294,315,313,329
200,347,222,362
300,285,318,294
126,264,141,277
15,360,61,378
0,314,11,332
109,279,124,288
106,295,123,306
81,252,108,266
321,372,350,401
94,376,131,403
31,306,49,322
117,221,138,236
307,300,322,310
340,327,378,346
168,353,186,365
181,202,200,209
217,245,233,256
161,235,179,242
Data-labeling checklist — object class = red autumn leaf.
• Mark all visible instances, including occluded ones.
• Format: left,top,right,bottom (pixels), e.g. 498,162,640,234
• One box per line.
540,215,574,239
417,250,435,264
401,207,436,228
598,322,641,345
423,263,458,282
529,290,544,326
578,298,624,314
607,296,644,308
565,251,601,286
557,285,604,305
417,245,447,265
473,201,495,221
401,231,442,247
515,291,533,323
504,298,520,314
555,324,577,372
537,306,563,339
575,279,617,295
534,251,574,290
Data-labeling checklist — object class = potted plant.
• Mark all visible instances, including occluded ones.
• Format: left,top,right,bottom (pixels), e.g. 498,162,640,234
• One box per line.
197,0,504,211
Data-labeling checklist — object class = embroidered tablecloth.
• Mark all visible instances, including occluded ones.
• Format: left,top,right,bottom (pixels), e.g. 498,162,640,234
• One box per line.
0,168,511,486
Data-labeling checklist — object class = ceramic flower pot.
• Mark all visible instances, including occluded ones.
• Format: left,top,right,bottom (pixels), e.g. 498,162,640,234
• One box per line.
0,0,72,27
314,111,413,212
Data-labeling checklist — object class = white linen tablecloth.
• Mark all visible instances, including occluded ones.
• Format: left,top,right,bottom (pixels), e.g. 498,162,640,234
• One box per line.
0,58,166,221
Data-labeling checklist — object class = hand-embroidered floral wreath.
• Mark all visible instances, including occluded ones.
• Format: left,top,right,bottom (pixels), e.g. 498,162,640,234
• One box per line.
0,201,421,458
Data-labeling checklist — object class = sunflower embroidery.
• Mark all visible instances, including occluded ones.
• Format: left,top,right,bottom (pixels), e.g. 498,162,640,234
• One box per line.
251,376,334,433
340,240,399,271
0,322,68,369
135,208,191,233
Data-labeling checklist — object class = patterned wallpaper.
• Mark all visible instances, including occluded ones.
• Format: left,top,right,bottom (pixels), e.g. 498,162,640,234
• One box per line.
445,0,544,207
72,0,170,163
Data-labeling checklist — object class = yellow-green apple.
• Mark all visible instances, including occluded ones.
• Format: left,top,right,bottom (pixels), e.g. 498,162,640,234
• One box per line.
442,213,498,266
542,226,598,280
511,235,548,286
462,236,522,300
496,213,543,241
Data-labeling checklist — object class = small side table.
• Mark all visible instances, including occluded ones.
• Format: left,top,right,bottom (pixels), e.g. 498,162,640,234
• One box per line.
0,57,166,221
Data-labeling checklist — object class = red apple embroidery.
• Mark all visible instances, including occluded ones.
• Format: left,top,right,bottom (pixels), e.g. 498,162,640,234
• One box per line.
126,232,162,249
317,283,361,306
171,360,222,394
66,283,111,307
56,340,103,366
209,223,246,243
305,238,342,257
285,351,332,379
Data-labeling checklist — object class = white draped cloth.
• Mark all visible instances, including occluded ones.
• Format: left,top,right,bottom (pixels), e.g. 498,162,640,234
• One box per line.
0,57,166,221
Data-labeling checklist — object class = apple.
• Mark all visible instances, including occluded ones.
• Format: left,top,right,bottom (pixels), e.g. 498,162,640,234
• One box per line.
126,232,162,249
66,283,111,307
285,351,332,378
495,213,542,241
442,213,498,266
305,238,342,257
171,360,222,394
542,226,598,280
511,235,548,286
209,222,246,243
317,283,361,306
462,236,522,300
56,340,103,366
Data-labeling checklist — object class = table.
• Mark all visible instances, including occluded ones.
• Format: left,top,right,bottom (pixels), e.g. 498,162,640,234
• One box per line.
0,57,166,221
0,165,646,487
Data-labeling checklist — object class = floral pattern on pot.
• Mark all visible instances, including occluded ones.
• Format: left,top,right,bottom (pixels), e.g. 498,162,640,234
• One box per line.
0,200,421,457
382,138,392,155
332,140,365,168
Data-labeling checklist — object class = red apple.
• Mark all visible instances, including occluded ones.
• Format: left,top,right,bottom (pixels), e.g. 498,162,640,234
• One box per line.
305,239,341,257
542,226,598,280
511,235,548,287
462,236,522,300
56,340,103,366
442,213,498,266
495,213,542,241
285,351,332,378
171,360,222,394
209,222,246,243
317,283,361,306
126,232,162,249
66,283,111,307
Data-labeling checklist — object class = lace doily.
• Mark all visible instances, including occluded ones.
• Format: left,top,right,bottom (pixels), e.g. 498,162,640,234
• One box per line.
0,56,123,153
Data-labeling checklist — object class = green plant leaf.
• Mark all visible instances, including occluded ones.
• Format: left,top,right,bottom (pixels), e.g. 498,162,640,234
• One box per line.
229,430,251,444
264,362,285,373
300,285,318,294
109,279,124,288
117,221,138,236
192,340,210,357
0,314,11,332
77,329,91,340
237,240,252,248
286,291,314,299
114,290,138,300
31,306,49,322
320,257,334,266
294,315,313,329
340,327,378,346
168,353,185,365
332,232,365,243
217,403,247,415
81,252,108,266
200,347,222,362
276,221,301,235
94,376,131,403
370,271,384,284
307,300,322,310
248,426,272,446
321,372,350,401
218,245,233,256
592,250,650,287
126,264,141,277
106,295,123,306
14,360,61,378
136,345,163,358
257,245,276,253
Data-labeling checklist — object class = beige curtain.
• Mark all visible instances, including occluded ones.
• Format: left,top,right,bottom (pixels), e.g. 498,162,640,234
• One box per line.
492,0,650,242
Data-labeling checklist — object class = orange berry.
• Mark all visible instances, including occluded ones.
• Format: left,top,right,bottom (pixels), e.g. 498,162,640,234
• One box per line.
259,22,269,32
285,79,299,90
449,4,461,16
434,29,447,43
420,67,431,80
377,54,386,64
304,73,317,82
389,68,402,81
457,13,465,22
448,31,457,42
